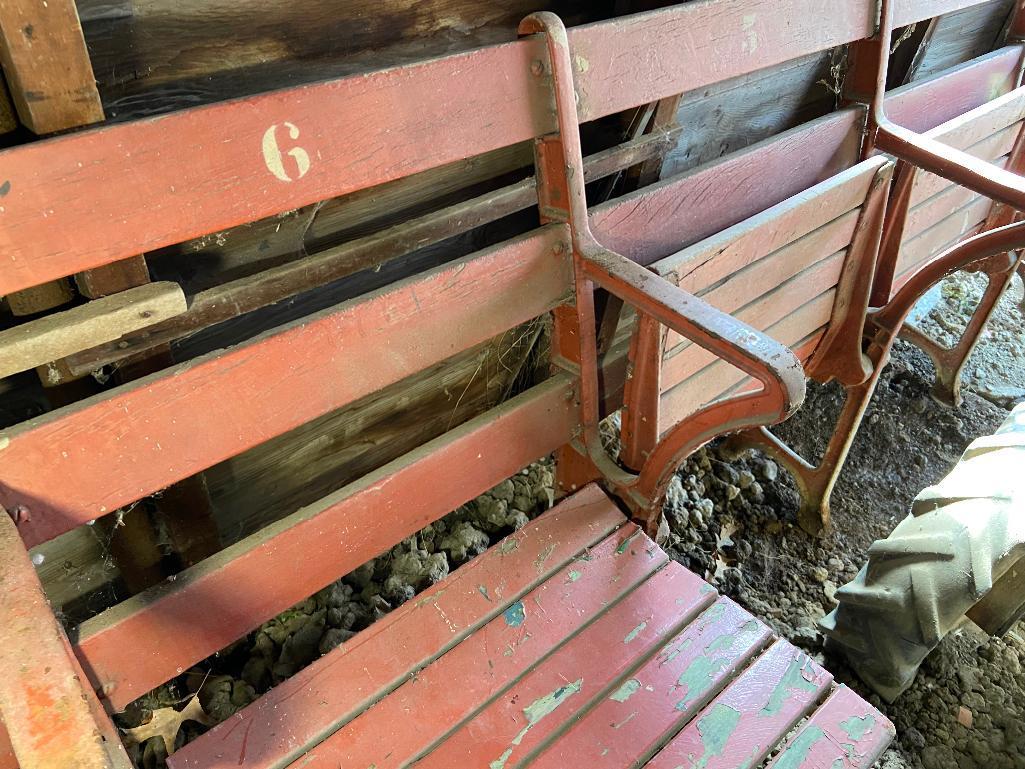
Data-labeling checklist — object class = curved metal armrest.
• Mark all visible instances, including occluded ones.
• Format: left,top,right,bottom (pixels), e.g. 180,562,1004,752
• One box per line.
872,0,1025,211
579,243,806,421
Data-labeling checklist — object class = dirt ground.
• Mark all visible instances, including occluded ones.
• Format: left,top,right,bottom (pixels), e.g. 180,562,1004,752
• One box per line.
120,270,1024,768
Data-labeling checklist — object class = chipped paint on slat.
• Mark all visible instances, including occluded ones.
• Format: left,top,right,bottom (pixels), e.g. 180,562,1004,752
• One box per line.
609,679,641,703
840,714,875,741
675,618,764,710
503,601,526,628
761,651,820,716
624,621,648,643
694,703,742,769
489,680,583,769
770,725,826,769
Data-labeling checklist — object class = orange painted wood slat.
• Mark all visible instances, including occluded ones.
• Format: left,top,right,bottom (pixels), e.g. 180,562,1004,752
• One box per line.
906,182,988,243
275,526,673,769
78,376,580,712
0,712,15,769
590,111,863,266
0,0,987,294
908,133,1014,208
660,332,826,434
661,291,834,396
885,46,1023,133
0,228,571,549
527,598,772,769
643,639,833,769
663,249,844,359
765,685,895,769
410,563,715,769
893,222,986,292
896,194,993,277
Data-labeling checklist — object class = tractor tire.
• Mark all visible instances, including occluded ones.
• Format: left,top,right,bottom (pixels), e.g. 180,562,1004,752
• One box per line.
819,401,1025,702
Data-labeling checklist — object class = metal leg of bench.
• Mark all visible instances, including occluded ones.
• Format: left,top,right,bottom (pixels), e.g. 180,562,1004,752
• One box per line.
899,251,1023,407
723,372,881,536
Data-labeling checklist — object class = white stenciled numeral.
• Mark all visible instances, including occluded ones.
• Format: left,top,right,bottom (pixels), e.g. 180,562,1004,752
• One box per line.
262,122,311,182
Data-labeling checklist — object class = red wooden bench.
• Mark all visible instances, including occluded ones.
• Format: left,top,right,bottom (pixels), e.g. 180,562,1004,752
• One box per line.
3,1,1020,767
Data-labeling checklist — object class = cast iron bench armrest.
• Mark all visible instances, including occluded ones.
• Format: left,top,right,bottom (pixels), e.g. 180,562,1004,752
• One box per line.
873,0,1025,212
578,242,806,512
581,244,805,418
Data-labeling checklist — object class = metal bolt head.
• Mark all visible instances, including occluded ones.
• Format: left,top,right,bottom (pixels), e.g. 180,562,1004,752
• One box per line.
531,59,545,76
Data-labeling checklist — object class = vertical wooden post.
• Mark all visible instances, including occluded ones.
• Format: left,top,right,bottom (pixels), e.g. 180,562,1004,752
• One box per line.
0,0,103,134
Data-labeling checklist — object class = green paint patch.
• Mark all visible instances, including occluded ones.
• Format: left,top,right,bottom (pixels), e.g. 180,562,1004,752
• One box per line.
616,529,642,554
489,679,583,769
503,601,526,627
609,678,641,703
840,714,875,741
498,537,520,555
761,653,820,716
694,703,741,769
675,655,728,711
623,621,648,644
771,725,826,769
566,570,582,583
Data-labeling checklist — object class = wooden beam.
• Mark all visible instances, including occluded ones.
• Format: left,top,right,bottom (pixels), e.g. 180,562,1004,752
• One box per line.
0,282,186,379
0,0,103,134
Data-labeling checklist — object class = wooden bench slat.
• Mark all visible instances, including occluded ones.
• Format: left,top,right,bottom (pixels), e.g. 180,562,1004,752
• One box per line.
909,125,1018,207
527,598,772,769
77,375,579,711
0,282,186,380
662,290,835,395
664,248,844,358
0,0,980,295
654,159,882,287
591,111,863,266
765,685,895,769
0,227,571,548
409,561,717,769
907,182,989,244
925,85,1025,150
643,639,833,769
369,562,709,769
885,46,1023,133
661,331,827,431
896,193,994,277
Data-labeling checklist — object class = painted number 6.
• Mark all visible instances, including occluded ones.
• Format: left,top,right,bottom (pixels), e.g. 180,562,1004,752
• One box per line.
262,122,311,182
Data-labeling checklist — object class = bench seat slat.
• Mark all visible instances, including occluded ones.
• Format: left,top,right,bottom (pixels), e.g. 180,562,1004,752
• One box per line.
909,123,1019,207
0,228,571,549
76,375,579,711
527,599,772,769
765,685,895,769
643,639,833,769
308,558,699,769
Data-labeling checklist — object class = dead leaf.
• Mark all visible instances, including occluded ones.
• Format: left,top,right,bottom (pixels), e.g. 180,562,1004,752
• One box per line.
122,696,215,755
957,705,973,729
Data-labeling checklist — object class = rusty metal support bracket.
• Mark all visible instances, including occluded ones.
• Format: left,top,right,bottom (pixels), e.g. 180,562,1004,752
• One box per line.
520,12,805,536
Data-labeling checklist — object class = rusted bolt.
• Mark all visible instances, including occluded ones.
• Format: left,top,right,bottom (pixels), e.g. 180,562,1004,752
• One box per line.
553,242,567,255
9,504,30,523
101,681,116,697
530,60,545,76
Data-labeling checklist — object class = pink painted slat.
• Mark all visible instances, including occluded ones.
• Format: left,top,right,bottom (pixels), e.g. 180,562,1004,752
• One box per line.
886,46,1024,133
77,376,581,712
644,639,833,769
662,250,844,357
0,0,999,294
765,685,895,769
410,562,715,769
274,527,673,769
167,484,626,769
590,111,863,266
660,333,826,433
661,291,834,395
528,598,772,769
896,194,993,276
0,228,571,548
909,133,1015,209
